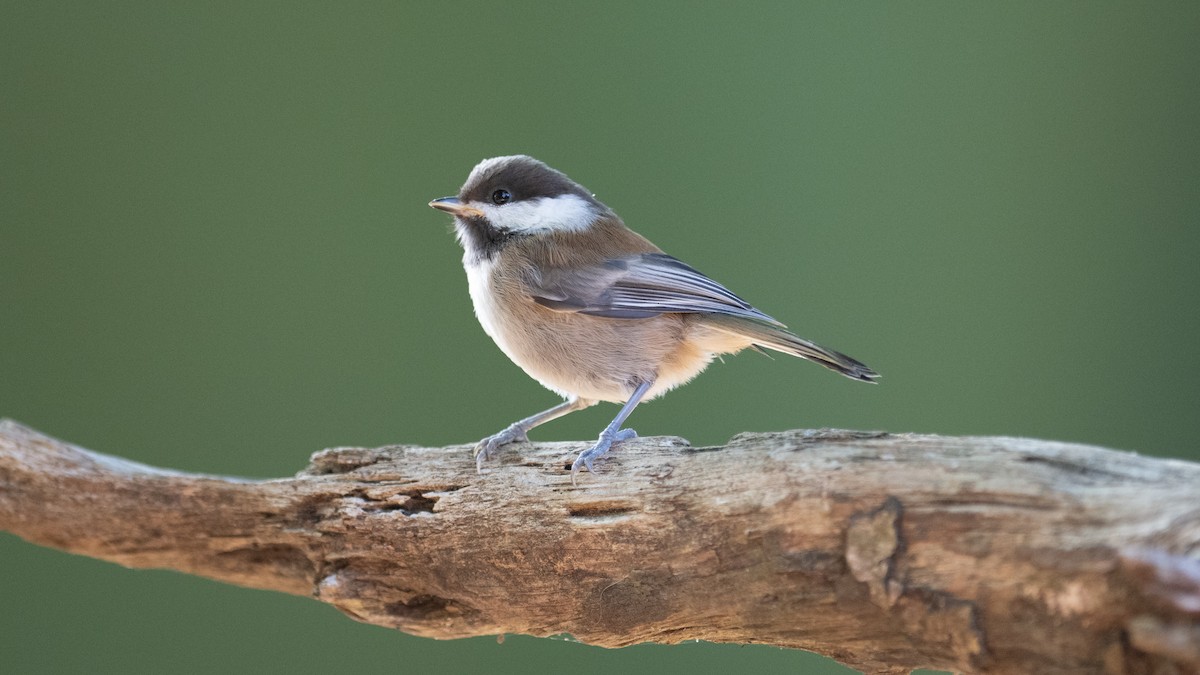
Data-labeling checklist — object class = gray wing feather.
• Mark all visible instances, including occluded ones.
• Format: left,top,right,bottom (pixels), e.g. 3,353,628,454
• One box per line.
530,253,784,326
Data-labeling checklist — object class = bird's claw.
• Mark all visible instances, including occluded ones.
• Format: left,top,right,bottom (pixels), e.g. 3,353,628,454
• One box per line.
474,424,530,471
570,428,637,484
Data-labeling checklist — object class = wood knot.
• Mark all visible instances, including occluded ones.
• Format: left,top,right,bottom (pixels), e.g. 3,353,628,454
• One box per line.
845,496,904,608
583,572,670,634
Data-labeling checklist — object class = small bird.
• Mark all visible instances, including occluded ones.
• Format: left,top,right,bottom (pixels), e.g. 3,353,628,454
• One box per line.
430,155,877,478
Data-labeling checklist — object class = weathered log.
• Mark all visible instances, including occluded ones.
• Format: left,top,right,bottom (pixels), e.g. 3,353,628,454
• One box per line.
1,419,1197,673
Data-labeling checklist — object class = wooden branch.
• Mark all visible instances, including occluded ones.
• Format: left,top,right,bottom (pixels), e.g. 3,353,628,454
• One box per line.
2,419,1198,674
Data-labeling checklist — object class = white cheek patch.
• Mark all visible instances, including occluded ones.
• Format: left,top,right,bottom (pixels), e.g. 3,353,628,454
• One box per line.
478,194,600,234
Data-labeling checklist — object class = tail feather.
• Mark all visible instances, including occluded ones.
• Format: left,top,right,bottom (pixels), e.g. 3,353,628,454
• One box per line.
701,315,879,383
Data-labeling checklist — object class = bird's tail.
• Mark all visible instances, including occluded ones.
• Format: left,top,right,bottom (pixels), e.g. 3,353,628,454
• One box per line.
701,315,879,383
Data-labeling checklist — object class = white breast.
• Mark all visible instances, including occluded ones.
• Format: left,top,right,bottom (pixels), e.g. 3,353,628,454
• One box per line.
465,256,505,347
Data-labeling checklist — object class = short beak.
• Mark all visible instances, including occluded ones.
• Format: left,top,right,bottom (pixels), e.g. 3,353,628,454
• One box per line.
428,196,484,219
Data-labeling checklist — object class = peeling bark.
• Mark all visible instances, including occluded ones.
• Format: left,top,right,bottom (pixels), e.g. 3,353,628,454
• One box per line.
1,420,1198,674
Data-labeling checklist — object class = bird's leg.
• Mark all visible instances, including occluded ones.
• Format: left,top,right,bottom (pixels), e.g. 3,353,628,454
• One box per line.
571,379,654,482
475,397,595,471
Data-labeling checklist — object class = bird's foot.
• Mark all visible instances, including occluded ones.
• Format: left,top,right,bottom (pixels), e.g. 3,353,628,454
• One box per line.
474,423,530,471
570,428,638,484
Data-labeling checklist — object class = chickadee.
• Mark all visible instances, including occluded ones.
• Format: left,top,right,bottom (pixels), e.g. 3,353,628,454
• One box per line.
430,155,877,478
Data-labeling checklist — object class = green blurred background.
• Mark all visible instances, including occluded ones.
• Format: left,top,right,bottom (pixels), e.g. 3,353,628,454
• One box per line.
2,2,1198,673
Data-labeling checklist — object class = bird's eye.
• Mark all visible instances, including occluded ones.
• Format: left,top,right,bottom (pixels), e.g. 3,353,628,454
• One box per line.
491,189,512,205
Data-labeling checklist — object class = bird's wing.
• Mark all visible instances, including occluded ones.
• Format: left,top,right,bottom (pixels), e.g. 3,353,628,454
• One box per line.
528,252,784,326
